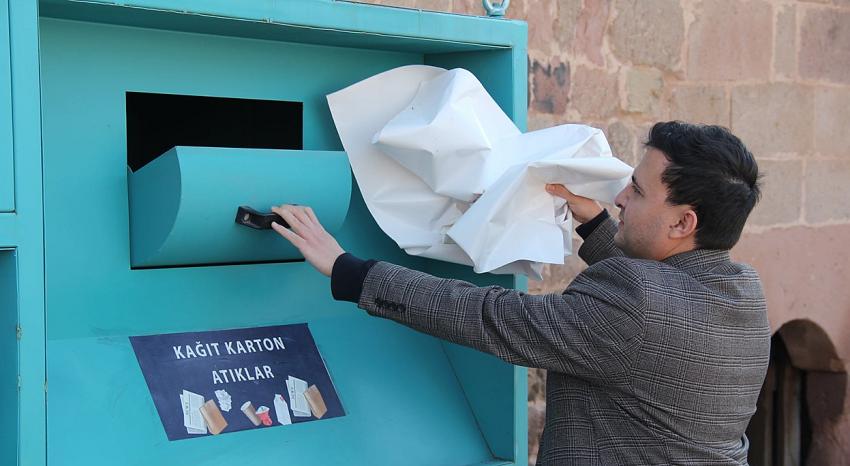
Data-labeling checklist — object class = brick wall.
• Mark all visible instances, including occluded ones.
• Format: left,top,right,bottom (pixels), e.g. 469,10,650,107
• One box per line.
359,1,850,464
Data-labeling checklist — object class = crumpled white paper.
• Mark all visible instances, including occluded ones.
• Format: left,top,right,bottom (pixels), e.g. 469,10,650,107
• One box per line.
327,65,632,280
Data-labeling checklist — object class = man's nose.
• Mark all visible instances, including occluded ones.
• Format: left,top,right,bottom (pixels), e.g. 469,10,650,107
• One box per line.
614,186,627,210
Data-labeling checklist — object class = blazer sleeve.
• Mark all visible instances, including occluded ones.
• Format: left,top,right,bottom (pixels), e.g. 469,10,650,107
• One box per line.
358,256,647,384
578,216,627,266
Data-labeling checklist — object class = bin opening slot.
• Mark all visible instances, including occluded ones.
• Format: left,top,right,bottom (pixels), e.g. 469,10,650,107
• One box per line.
126,92,303,172
131,258,304,270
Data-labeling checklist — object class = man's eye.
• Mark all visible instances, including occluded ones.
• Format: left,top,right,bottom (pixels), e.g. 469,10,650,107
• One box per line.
631,184,641,195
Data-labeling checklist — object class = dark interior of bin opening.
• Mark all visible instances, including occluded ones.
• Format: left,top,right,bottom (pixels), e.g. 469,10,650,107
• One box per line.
126,92,303,171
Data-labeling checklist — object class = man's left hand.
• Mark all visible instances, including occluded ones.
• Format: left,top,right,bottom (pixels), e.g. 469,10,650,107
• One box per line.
546,184,603,224
270,204,345,277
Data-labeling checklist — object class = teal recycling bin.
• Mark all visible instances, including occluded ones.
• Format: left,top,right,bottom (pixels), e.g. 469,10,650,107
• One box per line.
1,1,529,465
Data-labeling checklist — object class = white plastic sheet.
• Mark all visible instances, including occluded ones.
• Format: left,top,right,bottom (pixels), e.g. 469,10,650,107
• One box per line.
327,65,632,279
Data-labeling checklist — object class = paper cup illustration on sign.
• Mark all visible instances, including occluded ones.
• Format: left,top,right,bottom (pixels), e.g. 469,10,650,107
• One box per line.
256,406,273,426
241,401,261,426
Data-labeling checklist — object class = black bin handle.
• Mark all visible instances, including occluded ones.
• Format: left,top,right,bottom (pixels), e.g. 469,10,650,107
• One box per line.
235,206,290,230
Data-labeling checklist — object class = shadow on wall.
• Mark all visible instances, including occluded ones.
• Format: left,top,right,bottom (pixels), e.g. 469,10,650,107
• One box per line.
746,319,847,466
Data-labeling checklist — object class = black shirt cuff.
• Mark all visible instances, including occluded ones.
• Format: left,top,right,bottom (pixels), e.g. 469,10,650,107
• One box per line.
575,209,610,239
331,253,377,303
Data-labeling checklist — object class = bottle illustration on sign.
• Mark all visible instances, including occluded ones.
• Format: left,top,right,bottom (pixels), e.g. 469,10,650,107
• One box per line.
274,394,292,425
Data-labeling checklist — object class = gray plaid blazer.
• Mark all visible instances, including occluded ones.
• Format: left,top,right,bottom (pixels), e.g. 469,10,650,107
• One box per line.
358,217,771,465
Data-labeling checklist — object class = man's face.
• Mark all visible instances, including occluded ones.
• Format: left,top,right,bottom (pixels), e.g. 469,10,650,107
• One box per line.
613,148,682,260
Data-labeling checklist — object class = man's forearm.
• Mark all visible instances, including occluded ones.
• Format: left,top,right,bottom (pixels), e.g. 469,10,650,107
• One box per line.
332,210,618,304
330,253,646,380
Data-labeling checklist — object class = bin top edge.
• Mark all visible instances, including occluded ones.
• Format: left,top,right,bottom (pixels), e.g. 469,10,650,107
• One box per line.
39,0,529,53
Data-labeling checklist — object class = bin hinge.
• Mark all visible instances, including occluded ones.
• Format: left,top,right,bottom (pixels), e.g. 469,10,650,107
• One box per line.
16,324,22,340
44,379,48,393
17,375,21,392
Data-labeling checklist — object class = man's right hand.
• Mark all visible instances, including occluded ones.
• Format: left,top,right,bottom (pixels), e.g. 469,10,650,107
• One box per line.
545,184,604,224
270,204,345,277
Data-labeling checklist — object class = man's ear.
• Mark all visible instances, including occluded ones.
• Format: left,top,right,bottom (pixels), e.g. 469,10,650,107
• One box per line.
669,208,698,240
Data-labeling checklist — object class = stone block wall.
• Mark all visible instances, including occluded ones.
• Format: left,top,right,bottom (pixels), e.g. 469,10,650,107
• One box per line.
358,1,850,464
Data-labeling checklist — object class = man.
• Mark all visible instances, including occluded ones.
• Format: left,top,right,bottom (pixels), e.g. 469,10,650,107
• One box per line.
271,121,770,465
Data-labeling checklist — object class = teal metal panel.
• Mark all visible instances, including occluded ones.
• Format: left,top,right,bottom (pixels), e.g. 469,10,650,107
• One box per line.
0,249,19,466
39,17,423,338
442,341,519,460
47,319,494,465
8,1,47,466
38,17,520,466
0,213,15,244
128,147,351,267
0,0,14,212
32,2,529,464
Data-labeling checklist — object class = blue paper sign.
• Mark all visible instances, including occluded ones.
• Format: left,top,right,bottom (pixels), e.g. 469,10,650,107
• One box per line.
130,324,344,440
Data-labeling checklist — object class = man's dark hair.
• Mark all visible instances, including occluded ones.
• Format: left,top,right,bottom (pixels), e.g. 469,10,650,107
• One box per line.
645,121,761,250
